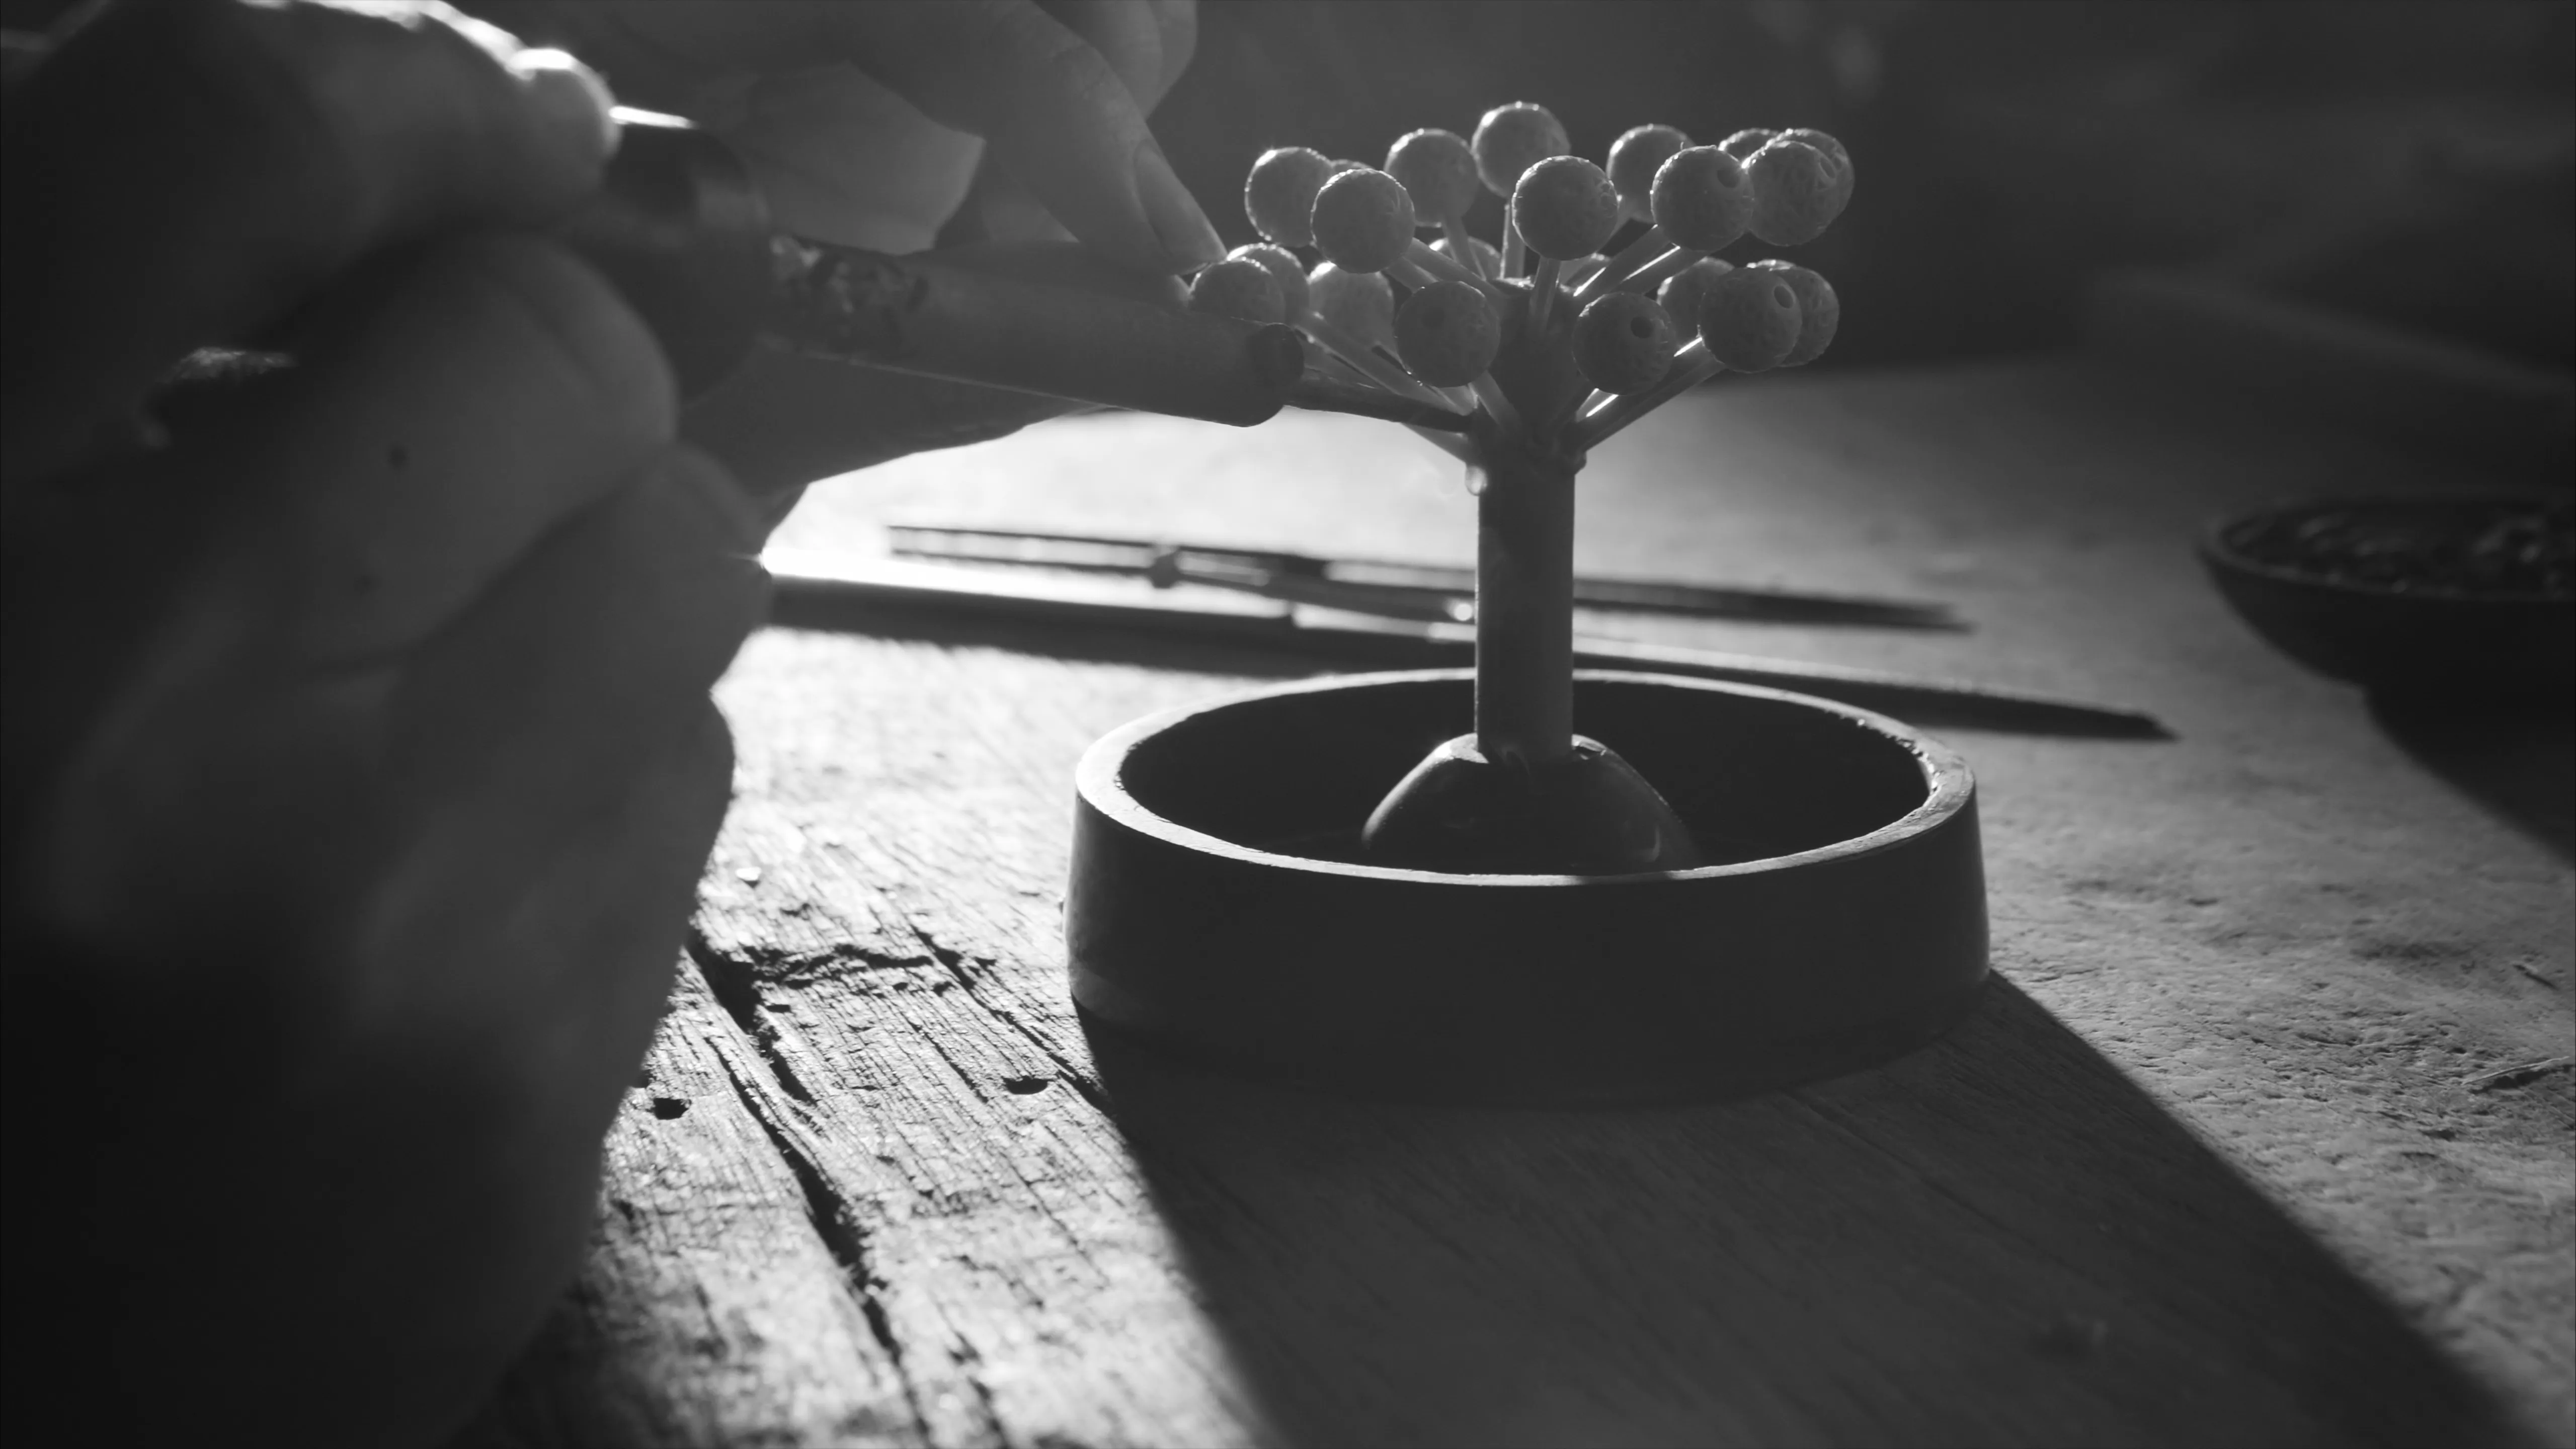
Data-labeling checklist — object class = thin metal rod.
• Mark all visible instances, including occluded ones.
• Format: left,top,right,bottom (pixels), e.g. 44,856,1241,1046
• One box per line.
1526,258,1564,340
1409,423,1483,465
1616,245,1703,297
1573,224,1673,304
1441,216,1487,278
1468,374,1524,436
764,551,2162,736
1570,342,1723,451
1287,371,1473,429
1298,312,1466,414
1404,238,1497,296
881,524,1964,627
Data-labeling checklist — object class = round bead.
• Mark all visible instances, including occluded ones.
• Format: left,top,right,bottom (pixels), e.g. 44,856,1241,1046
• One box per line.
1718,127,1778,160
1775,128,1850,174
1743,259,1839,366
1654,258,1736,339
1244,146,1336,247
1310,167,1417,274
1572,292,1678,394
1774,128,1855,219
1512,155,1620,261
1699,264,1802,373
1650,146,1754,252
1472,101,1569,196
1187,258,1286,325
1393,280,1502,387
1606,124,1689,221
1746,139,1850,246
1385,128,1480,221
1307,263,1396,349
1228,243,1309,321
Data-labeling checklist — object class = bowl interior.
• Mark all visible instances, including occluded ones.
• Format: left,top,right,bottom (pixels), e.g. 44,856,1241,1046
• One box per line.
1119,672,1935,870
2200,495,2574,694
2207,494,2572,602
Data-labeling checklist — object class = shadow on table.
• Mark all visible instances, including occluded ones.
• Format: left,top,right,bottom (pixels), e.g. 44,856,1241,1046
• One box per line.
767,584,1332,682
1083,977,2533,1449
2369,688,2574,863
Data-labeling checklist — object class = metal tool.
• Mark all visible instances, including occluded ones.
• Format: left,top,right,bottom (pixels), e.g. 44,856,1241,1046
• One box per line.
555,109,1466,432
762,550,2166,739
887,523,1966,629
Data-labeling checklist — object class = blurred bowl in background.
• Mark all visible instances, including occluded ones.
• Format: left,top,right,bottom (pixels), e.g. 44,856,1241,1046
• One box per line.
2199,495,2574,700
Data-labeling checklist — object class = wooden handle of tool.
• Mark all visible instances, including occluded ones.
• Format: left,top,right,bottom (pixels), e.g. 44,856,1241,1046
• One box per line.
562,112,1305,425
762,243,1307,427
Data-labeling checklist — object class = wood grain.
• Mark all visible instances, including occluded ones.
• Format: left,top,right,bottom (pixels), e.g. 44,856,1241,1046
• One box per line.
463,362,2572,1446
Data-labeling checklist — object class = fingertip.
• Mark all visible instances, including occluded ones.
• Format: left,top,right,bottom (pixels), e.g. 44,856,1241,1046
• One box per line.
504,47,621,186
655,444,768,574
1134,135,1225,272
634,444,773,647
836,0,1210,273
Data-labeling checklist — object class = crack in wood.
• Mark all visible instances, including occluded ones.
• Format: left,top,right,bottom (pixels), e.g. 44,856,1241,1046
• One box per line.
688,945,936,1443
690,929,826,1105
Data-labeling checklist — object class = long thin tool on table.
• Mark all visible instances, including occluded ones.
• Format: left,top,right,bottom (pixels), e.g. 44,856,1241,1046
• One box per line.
762,551,2166,739
885,523,1964,629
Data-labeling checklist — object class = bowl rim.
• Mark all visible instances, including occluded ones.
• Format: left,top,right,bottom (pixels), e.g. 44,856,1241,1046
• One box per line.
1076,667,1975,887
2197,492,2574,606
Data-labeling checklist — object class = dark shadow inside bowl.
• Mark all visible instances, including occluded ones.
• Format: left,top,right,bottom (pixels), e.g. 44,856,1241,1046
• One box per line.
1122,673,1932,871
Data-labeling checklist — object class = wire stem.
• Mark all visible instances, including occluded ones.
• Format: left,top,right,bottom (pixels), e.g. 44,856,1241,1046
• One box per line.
1568,341,1722,450
1572,224,1672,303
1526,258,1564,340
1440,215,1487,278
1617,245,1703,297
1299,312,1467,415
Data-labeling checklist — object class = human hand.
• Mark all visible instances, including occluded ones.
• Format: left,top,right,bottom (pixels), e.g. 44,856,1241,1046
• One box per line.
535,0,1206,262
2,4,761,1442
502,0,1214,507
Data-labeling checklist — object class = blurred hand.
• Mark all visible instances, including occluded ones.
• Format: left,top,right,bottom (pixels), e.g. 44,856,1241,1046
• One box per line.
550,0,1204,260
513,0,1212,510
3,4,761,1442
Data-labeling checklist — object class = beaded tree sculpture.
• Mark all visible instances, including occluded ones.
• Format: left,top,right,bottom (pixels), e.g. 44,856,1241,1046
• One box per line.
1184,105,1852,875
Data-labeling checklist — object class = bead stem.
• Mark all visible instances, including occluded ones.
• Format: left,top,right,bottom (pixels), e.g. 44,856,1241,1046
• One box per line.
1526,258,1564,341
1408,422,1481,464
1572,224,1672,304
1299,312,1468,414
1616,245,1704,297
1441,215,1487,278
1568,340,1722,450
1288,370,1473,430
1403,238,1503,300
1385,255,1441,293
1468,373,1524,437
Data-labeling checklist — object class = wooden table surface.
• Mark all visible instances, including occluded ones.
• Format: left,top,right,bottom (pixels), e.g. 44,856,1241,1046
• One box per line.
460,355,2573,1449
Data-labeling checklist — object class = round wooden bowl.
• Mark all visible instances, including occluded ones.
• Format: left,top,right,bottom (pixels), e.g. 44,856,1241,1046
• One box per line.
1066,670,1988,1103
2199,495,2573,700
